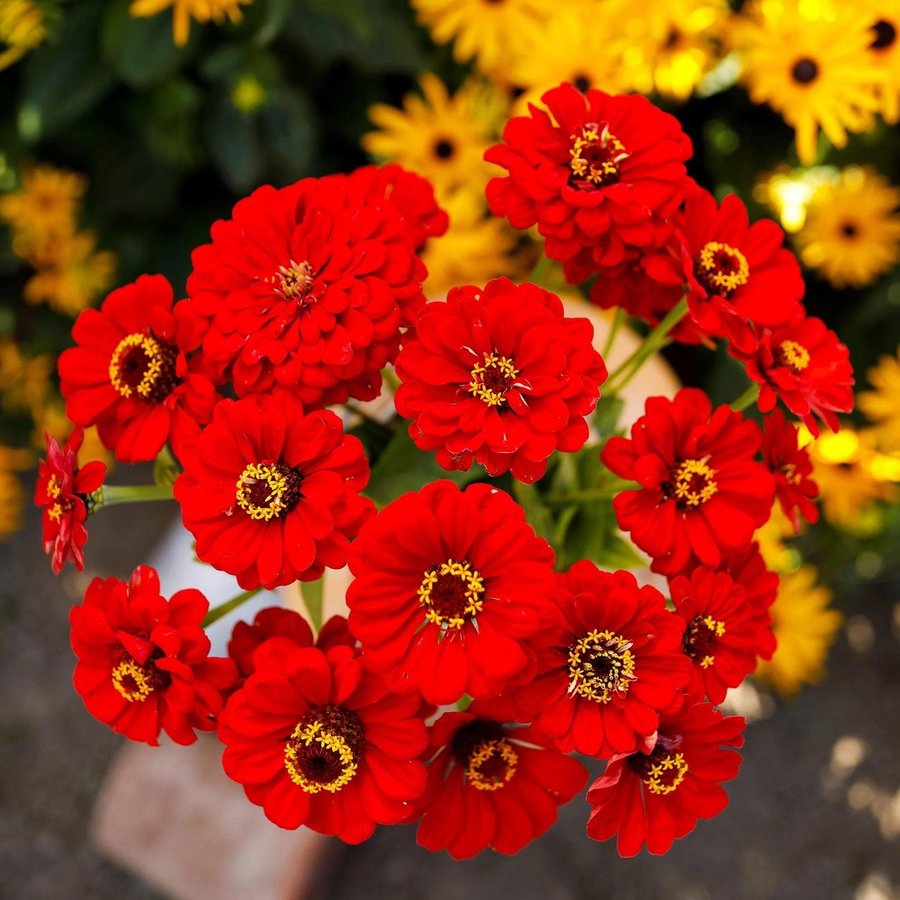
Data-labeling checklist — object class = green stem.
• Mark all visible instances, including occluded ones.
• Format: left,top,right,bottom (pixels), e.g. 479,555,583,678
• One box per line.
456,694,473,712
92,483,174,508
302,578,324,633
605,297,688,393
543,484,633,507
602,307,626,359
202,587,262,627
730,383,760,412
529,254,553,287
382,366,400,392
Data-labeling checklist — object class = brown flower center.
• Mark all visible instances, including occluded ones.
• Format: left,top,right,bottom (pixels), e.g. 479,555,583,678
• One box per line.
683,614,726,669
283,705,364,794
235,462,303,521
695,241,750,296
109,333,178,403
417,559,485,630
791,57,819,84
870,19,896,50
569,123,629,189
452,720,518,792
567,629,636,703
668,458,718,507
468,352,519,407
629,747,689,795
777,340,810,373
111,654,168,702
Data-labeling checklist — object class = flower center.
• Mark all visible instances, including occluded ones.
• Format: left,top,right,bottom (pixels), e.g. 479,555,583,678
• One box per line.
669,458,718,508
871,20,896,50
111,655,168,702
417,559,485,630
433,138,456,159
567,629,636,703
791,57,819,85
840,221,859,239
777,340,810,373
235,462,303,521
695,241,750,296
630,748,689,795
683,614,726,669
451,720,518,792
283,705,364,795
46,474,62,499
468,352,519,407
271,259,315,305
109,333,178,403
568,123,628,189
782,462,801,484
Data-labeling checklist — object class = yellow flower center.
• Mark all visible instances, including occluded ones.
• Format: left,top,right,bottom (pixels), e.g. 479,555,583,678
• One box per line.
640,750,689,795
46,474,62,499
109,333,178,402
234,462,303,521
567,629,636,703
283,706,363,795
417,559,485,630
670,458,718,507
778,340,810,373
271,259,315,304
569,123,629,189
683,614,726,669
452,719,518,792
468,352,519,407
695,241,750,296
111,655,166,703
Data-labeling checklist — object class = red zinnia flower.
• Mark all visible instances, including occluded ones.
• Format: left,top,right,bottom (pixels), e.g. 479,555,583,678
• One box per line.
70,565,237,745
346,481,556,706
601,389,776,575
35,428,106,574
186,174,426,404
485,83,691,275
394,278,607,483
175,391,375,590
730,316,854,435
586,700,745,856
514,562,689,758
669,566,775,704
218,640,429,842
58,274,219,463
760,409,819,530
716,542,779,611
416,705,588,859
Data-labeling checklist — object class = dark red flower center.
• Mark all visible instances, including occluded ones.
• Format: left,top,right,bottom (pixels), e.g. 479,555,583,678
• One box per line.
666,458,718,507
111,653,169,703
870,19,896,50
567,629,636,703
451,719,518,792
235,462,303,521
683,614,726,669
694,241,750,296
417,559,485,630
109,333,178,403
628,746,689,795
283,705,364,795
776,340,810,374
568,122,629,189
271,259,315,306
468,352,519,407
791,57,819,84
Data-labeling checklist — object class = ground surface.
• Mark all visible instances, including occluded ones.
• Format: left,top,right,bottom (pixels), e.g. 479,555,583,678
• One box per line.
2,486,899,900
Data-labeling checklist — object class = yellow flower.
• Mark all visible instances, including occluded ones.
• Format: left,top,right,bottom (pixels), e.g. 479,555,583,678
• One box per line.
755,503,803,574
129,0,253,47
411,0,555,76
0,0,48,71
808,427,898,530
731,0,884,164
753,164,837,232
0,339,53,416
0,445,32,541
364,74,494,195
231,73,266,112
858,349,900,452
793,167,900,289
422,188,518,298
23,231,116,317
856,0,900,123
754,565,842,696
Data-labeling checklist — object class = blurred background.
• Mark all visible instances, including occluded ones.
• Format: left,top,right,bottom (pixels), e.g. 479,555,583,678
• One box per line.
1,0,899,897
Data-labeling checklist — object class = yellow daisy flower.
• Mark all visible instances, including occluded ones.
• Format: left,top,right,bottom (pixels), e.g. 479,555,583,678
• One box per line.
794,166,900,289
411,0,554,76
363,74,494,195
0,445,32,541
753,164,837,233
0,0,47,71
732,0,884,164
129,0,252,47
421,188,518,299
858,349,900,452
755,504,803,574
754,565,843,697
0,339,53,416
856,0,900,123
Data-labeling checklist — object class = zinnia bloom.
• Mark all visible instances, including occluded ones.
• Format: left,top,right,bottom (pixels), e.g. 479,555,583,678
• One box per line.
760,408,819,530
515,562,690,758
485,83,691,276
394,278,607,483
586,700,745,856
346,481,556,705
602,389,775,575
416,705,588,859
186,174,426,405
35,428,106,574
670,566,775,704
731,316,854,435
716,541,779,612
218,641,429,842
70,565,237,745
175,392,375,590
58,274,218,463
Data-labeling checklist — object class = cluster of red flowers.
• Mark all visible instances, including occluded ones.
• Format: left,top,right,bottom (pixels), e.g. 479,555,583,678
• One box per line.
41,81,853,861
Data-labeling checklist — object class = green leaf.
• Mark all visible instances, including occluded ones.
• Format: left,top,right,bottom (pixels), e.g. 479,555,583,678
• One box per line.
511,481,554,543
301,578,324,632
205,92,263,191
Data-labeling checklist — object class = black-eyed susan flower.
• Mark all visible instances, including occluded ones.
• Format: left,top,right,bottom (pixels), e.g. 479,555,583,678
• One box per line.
129,0,252,47
857,0,900,123
0,0,48,71
859,349,900,451
0,445,31,540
